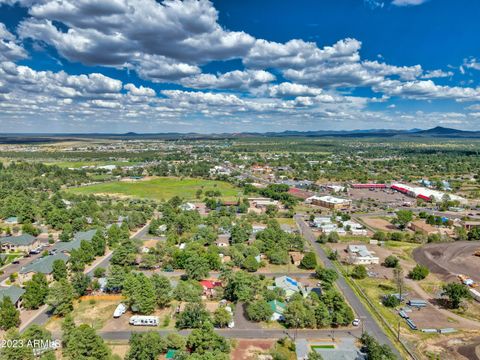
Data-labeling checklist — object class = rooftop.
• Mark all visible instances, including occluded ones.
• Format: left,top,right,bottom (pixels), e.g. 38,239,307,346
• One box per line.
20,253,69,274
0,286,25,304
53,229,96,253
309,195,351,204
0,233,37,246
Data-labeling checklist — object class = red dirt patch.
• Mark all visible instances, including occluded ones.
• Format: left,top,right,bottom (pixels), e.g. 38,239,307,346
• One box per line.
231,339,275,360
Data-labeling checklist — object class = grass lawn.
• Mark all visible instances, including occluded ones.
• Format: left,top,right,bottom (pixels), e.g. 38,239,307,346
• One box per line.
339,235,370,243
68,176,242,201
384,241,421,258
275,217,296,226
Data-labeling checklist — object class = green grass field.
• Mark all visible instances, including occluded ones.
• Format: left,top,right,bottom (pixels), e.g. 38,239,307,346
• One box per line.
68,177,242,201
45,160,140,168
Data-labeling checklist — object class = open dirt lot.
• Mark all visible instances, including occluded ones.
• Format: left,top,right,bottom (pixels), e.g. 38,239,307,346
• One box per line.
407,306,459,329
46,299,119,333
413,241,480,282
420,335,480,360
231,339,275,360
362,217,398,232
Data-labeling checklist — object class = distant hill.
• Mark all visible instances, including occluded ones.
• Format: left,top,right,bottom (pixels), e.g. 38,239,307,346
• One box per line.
1,126,480,143
409,126,480,138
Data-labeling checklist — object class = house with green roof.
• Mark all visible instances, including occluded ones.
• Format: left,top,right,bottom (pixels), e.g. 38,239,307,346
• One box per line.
4,217,18,225
268,300,286,321
0,286,25,308
165,349,177,359
19,253,69,283
53,229,97,253
0,234,39,253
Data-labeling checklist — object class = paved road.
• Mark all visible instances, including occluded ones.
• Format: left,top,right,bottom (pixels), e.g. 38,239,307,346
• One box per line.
99,328,361,341
294,215,402,358
142,270,314,278
21,222,151,331
0,244,53,283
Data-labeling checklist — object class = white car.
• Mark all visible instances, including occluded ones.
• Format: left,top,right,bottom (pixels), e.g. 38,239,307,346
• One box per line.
352,319,360,326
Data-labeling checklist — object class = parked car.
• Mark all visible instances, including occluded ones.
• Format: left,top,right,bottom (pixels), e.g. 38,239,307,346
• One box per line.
352,318,360,326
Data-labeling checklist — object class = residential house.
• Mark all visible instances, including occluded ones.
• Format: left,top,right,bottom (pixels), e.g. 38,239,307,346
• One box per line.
52,229,96,253
268,300,286,321
271,276,305,299
19,253,69,283
199,280,222,298
289,252,304,266
4,217,18,225
347,245,379,265
252,224,267,234
215,234,230,247
180,203,196,211
0,286,25,308
343,220,368,236
0,234,39,253
252,199,279,210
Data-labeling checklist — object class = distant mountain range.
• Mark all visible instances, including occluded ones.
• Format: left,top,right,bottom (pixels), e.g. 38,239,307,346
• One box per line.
1,126,480,143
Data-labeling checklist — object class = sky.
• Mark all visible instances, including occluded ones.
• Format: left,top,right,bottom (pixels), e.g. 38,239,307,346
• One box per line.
0,0,480,133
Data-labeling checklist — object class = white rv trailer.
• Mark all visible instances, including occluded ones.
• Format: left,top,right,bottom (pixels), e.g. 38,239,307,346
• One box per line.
113,303,127,318
129,315,159,326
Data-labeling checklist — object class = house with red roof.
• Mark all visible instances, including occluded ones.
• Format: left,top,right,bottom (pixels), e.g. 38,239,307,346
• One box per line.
199,280,222,298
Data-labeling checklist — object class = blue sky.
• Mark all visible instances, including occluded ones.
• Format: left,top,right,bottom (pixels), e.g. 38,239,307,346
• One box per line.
0,0,479,133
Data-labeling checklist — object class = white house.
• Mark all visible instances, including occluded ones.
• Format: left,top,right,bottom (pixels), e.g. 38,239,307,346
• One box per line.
347,245,379,265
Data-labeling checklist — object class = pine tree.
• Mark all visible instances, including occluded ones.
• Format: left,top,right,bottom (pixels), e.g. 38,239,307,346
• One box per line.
0,296,20,330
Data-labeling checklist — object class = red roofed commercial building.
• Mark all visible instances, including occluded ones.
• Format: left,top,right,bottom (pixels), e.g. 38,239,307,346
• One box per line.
416,194,432,202
391,184,410,194
391,183,467,204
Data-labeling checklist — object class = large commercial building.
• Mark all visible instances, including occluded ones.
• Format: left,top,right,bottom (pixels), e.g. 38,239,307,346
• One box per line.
306,195,351,210
391,183,467,204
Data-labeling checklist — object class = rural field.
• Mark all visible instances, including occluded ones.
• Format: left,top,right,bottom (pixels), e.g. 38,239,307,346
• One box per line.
68,176,243,201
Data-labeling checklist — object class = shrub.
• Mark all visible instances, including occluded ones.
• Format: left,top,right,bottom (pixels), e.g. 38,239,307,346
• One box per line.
351,265,367,280
382,295,400,308
383,255,399,268
408,264,429,280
